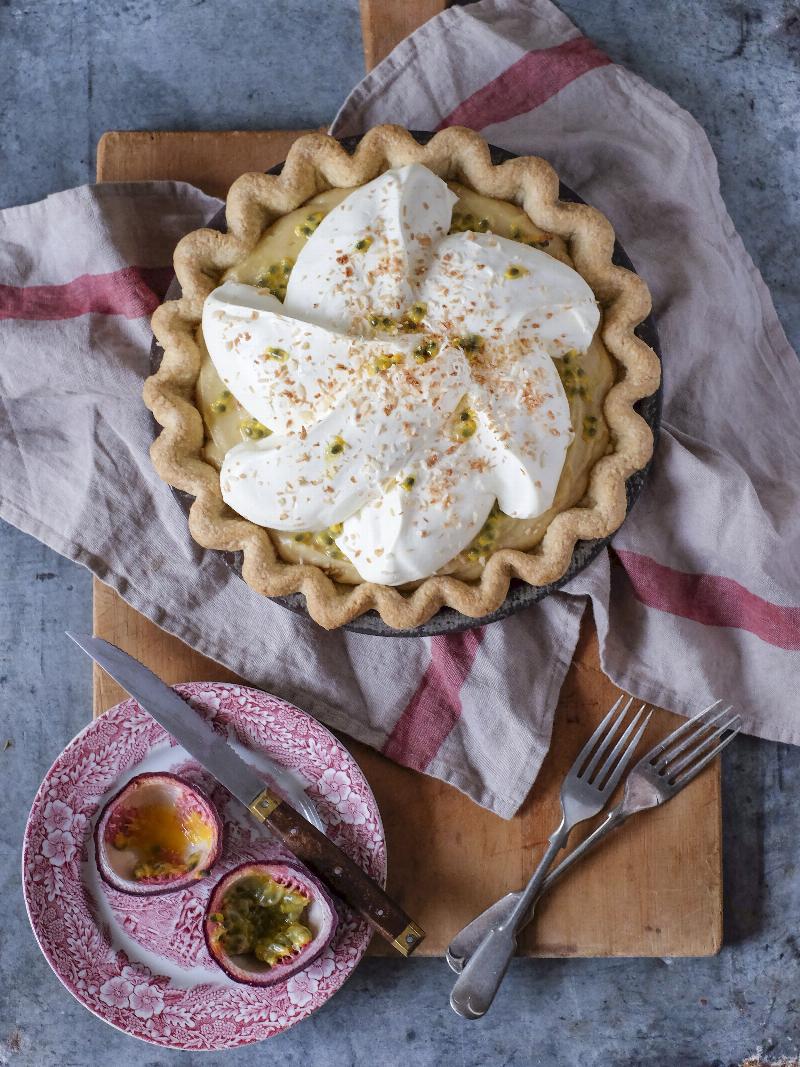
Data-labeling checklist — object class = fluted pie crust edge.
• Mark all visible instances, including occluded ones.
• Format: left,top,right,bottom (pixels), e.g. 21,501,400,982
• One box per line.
144,126,660,631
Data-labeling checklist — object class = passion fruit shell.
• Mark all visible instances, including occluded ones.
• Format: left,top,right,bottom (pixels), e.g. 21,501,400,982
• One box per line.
204,861,337,986
94,772,222,895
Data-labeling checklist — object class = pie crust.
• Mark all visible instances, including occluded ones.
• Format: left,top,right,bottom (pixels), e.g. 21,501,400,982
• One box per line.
144,126,661,631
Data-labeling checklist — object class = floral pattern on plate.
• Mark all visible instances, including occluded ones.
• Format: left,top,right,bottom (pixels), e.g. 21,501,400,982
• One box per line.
23,682,386,1050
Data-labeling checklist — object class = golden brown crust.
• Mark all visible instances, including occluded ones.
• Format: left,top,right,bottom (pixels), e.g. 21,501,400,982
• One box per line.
144,126,660,630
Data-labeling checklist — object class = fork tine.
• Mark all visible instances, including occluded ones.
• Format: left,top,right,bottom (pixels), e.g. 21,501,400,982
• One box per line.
600,708,653,795
577,696,633,780
643,700,723,765
592,704,650,788
669,718,742,788
663,713,741,781
653,704,734,772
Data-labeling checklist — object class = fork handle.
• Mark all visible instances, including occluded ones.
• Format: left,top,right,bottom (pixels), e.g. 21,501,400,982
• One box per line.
449,925,518,1019
506,821,570,930
542,804,630,897
447,804,630,971
450,824,569,1019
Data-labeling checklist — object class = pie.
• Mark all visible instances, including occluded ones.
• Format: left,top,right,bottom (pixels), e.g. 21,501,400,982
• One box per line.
144,126,660,630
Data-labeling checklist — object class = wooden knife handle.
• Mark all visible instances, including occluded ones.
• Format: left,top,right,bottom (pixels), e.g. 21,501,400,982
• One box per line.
249,789,425,955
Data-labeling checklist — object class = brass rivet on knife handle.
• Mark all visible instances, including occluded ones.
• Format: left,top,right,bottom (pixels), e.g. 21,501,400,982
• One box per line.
248,788,283,822
392,922,426,957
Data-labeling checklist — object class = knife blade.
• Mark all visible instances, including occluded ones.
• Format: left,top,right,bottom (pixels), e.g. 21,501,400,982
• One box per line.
67,632,425,956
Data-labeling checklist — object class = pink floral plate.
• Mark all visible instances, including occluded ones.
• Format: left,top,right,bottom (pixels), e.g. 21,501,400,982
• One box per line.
23,682,386,1050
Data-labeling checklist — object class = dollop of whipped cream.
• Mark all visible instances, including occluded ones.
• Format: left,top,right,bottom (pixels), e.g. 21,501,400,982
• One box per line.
202,164,599,585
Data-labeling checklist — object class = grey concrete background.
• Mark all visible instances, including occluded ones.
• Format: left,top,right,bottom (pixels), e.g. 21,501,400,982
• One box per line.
1,2,798,1065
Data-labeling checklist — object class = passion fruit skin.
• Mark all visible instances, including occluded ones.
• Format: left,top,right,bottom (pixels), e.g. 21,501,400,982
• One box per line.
204,861,338,987
94,772,222,896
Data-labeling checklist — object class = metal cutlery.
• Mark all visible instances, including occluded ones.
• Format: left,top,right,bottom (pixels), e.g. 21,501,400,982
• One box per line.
67,632,425,956
447,700,740,980
449,696,651,1019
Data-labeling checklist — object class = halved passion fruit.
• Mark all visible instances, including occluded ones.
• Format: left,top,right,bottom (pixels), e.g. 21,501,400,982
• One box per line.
204,862,337,986
95,772,222,895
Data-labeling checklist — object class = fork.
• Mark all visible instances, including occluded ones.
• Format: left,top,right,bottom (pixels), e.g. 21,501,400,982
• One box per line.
449,695,652,1019
447,700,741,976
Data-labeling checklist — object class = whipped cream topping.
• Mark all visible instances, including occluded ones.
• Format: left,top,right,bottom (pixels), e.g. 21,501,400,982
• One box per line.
203,164,600,585
283,165,457,334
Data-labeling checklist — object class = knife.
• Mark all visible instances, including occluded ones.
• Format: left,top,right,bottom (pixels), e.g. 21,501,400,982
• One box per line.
67,632,425,957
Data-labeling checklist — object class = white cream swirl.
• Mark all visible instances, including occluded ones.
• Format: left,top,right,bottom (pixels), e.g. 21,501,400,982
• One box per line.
202,164,599,585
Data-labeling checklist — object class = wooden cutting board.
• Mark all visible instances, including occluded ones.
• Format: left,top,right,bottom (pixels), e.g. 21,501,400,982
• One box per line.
92,0,722,958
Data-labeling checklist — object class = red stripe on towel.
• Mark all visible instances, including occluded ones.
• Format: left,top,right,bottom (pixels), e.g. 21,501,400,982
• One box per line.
437,36,611,131
616,549,800,652
383,628,486,769
0,266,173,321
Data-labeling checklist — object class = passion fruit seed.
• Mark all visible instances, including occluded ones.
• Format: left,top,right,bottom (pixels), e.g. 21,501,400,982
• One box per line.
326,435,347,458
557,351,589,397
400,475,416,491
239,418,270,441
354,235,373,252
294,211,325,239
454,334,485,359
285,923,314,949
582,414,599,440
292,528,346,559
252,879,284,908
257,259,294,301
133,856,199,881
279,890,310,919
371,351,404,374
254,935,293,966
504,264,529,280
210,389,232,414
449,211,491,233
451,409,478,441
465,502,503,560
312,528,346,559
413,339,440,364
508,223,552,249
368,313,398,333
406,301,427,325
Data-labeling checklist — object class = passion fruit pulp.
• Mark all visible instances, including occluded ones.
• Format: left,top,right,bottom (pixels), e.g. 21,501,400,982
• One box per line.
94,772,222,895
204,862,337,986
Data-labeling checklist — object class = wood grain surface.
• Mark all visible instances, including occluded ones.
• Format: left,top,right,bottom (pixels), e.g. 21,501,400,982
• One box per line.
93,577,722,958
91,1,722,958
359,0,447,69
96,130,318,200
